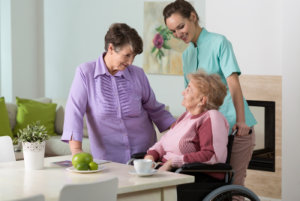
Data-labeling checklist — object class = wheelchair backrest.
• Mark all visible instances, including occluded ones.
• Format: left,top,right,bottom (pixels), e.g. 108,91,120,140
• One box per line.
225,133,235,164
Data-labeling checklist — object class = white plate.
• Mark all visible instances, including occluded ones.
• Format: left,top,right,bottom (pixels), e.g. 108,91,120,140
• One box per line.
66,166,105,174
94,159,110,165
129,169,157,177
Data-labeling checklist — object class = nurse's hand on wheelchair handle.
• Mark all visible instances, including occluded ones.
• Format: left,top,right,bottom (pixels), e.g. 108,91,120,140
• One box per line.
232,121,252,136
232,128,252,136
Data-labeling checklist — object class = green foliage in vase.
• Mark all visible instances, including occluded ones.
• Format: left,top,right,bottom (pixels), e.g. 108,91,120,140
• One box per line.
17,121,49,143
12,137,19,145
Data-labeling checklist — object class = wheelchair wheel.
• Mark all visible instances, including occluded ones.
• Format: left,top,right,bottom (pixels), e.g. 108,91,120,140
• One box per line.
202,184,260,201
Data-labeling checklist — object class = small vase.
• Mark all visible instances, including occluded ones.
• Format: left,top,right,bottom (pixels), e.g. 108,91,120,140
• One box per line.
22,141,46,170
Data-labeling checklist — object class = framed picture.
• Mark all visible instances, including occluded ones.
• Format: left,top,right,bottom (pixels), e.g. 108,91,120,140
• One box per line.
143,1,188,75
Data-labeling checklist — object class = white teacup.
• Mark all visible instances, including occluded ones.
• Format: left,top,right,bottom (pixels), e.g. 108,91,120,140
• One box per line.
133,159,157,174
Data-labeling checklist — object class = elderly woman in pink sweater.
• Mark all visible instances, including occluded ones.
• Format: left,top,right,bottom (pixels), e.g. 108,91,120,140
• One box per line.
145,70,229,178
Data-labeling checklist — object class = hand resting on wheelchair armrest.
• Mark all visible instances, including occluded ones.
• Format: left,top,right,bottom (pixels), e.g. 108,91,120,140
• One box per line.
175,162,232,173
131,152,147,159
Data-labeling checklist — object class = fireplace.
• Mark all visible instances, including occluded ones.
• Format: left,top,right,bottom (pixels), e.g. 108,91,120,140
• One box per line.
239,75,281,197
247,100,275,172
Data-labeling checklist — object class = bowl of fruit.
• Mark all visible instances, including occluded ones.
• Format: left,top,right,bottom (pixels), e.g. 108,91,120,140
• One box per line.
67,152,104,173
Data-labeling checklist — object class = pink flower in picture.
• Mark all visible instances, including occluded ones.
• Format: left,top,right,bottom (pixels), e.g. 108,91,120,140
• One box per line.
151,25,173,61
153,33,164,49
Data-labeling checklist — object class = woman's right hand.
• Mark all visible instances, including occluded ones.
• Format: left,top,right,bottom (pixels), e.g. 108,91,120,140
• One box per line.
232,122,251,136
69,140,83,156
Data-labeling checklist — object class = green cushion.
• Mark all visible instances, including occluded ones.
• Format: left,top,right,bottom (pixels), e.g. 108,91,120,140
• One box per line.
13,97,57,136
0,97,13,137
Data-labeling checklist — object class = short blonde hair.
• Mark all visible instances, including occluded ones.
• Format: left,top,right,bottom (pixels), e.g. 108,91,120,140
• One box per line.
188,70,227,110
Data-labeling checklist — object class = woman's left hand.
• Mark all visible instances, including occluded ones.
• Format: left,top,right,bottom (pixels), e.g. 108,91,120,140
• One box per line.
233,122,251,136
144,155,154,161
158,160,173,171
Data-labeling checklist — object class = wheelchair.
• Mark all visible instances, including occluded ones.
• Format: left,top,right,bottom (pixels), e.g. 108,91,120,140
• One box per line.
127,130,260,201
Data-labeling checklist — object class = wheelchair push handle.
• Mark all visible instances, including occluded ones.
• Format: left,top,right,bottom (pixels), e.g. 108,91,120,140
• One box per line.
231,128,252,136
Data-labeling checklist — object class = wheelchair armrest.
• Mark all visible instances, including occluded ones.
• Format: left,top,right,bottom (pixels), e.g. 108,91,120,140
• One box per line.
175,162,232,173
131,152,147,159
126,152,147,165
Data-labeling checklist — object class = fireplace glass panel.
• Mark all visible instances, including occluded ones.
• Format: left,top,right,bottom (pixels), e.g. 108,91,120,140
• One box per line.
251,106,265,150
247,100,275,172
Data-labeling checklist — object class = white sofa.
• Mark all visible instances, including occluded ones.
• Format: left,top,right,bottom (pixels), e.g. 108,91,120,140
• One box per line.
5,98,90,157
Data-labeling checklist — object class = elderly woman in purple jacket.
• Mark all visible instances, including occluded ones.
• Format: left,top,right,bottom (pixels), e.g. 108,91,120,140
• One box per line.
62,23,176,164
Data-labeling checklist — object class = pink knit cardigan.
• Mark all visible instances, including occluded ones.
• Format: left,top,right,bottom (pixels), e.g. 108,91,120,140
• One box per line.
147,110,229,168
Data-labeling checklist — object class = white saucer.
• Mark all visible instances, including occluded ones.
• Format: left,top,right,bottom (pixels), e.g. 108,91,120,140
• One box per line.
66,166,105,174
129,169,157,177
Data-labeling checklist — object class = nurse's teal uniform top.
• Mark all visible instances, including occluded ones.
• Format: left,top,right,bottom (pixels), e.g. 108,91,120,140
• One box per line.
182,28,257,133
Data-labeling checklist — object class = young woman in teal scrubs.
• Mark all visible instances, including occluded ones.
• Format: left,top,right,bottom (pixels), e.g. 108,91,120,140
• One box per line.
163,0,257,186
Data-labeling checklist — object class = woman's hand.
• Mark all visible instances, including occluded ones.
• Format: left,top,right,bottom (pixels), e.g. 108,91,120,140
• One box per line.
232,122,251,136
144,155,154,161
69,140,83,156
170,121,176,129
158,160,173,171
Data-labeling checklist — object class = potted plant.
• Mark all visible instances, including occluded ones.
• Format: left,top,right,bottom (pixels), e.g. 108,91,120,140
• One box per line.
17,121,49,170
12,137,22,152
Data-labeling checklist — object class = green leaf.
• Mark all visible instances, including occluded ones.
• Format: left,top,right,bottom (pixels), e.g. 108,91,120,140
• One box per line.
162,35,168,41
163,43,171,49
151,46,156,53
155,25,163,32
155,52,159,58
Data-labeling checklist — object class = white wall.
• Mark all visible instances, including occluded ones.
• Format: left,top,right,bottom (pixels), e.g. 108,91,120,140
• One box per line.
281,0,300,200
205,0,281,75
0,0,13,101
0,0,44,102
0,0,1,95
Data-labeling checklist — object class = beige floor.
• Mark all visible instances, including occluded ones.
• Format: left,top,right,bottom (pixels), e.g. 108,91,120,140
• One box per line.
259,197,282,201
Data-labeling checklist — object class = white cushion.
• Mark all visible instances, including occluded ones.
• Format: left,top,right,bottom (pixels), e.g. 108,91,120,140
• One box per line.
52,99,66,135
34,97,52,104
53,99,88,136
83,115,88,137
45,136,90,156
6,103,17,130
